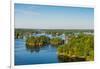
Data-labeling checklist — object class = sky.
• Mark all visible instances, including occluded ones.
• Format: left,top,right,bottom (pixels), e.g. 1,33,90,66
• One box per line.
15,3,94,29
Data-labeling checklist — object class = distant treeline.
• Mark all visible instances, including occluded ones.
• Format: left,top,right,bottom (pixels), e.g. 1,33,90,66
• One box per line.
15,28,94,34
15,28,94,39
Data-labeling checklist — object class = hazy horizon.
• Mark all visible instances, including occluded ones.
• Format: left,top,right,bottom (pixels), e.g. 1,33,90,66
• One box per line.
15,4,94,29
15,27,94,30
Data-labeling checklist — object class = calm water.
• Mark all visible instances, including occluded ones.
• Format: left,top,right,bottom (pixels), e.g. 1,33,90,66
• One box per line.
15,39,59,65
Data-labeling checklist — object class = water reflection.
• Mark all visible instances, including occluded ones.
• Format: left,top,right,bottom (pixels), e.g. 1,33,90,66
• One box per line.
26,46,86,62
58,55,86,62
15,39,86,65
25,45,43,53
25,44,58,53
25,44,86,63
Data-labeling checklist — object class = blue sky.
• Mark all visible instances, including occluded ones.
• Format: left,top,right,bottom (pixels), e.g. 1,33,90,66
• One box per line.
15,3,94,29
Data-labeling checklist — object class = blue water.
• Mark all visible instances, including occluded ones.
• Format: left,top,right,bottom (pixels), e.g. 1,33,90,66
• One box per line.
15,39,59,65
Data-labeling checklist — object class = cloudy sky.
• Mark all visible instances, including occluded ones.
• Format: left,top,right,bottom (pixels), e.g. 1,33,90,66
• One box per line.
15,3,94,29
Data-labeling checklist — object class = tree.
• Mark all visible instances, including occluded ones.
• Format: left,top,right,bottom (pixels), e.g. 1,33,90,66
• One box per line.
50,37,63,45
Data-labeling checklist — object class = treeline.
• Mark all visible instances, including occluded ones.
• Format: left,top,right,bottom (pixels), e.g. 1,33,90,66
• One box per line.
15,29,94,33
57,33,94,61
15,29,94,39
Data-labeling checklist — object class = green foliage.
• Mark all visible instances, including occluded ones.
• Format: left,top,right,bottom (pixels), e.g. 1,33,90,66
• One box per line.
26,35,64,46
15,32,23,39
50,37,63,45
26,36,50,46
57,33,94,61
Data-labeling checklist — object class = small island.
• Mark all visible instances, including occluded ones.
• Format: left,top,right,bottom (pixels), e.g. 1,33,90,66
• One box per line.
26,34,64,46
26,36,50,46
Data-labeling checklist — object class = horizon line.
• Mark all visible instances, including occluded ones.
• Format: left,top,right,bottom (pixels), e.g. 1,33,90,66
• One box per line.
15,28,94,30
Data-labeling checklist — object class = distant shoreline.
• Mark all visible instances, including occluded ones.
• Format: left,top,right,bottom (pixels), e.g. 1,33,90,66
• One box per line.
15,28,94,31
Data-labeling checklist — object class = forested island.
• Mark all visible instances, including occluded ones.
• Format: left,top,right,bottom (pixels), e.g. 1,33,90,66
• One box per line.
57,33,94,61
